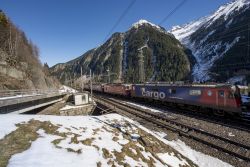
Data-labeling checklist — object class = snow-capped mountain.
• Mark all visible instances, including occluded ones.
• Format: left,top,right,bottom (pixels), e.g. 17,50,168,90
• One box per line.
131,19,167,34
51,19,193,84
171,0,250,82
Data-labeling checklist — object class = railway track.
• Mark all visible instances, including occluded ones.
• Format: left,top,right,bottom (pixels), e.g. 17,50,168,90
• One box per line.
94,92,250,133
146,101,250,133
93,95,250,163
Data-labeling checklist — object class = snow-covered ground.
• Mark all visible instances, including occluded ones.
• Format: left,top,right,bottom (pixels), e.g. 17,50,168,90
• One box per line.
124,101,161,113
60,104,89,111
122,101,236,167
0,114,233,167
227,75,246,84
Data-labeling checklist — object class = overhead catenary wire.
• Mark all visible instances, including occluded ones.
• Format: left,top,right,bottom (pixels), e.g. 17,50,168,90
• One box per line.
83,0,136,84
103,0,136,43
159,0,187,26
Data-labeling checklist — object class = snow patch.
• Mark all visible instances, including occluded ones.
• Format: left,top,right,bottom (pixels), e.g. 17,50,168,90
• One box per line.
170,0,250,82
227,75,246,84
158,152,188,167
132,19,161,29
157,133,233,167
207,0,250,26
171,0,250,41
131,19,167,34
170,16,209,44
0,114,233,167
192,37,240,81
8,129,100,167
59,85,78,93
60,104,90,111
112,102,234,167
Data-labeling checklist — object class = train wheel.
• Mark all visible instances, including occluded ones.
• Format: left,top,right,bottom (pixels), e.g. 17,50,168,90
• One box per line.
213,110,225,117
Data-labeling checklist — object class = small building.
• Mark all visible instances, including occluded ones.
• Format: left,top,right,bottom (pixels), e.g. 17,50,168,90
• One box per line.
74,93,89,105
59,92,95,116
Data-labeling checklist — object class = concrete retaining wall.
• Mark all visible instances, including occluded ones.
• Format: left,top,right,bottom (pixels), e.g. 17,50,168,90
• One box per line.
60,104,95,116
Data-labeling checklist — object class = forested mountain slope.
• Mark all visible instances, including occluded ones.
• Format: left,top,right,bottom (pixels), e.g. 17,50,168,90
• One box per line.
51,20,194,83
0,10,60,90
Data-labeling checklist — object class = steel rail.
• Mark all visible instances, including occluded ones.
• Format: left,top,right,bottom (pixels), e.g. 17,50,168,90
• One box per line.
94,95,250,162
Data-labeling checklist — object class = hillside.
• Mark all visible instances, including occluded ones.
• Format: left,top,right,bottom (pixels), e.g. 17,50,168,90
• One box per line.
50,20,194,84
0,114,233,167
171,0,250,83
0,10,60,90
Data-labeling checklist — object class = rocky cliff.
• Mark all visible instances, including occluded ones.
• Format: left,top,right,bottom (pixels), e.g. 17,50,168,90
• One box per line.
0,11,60,90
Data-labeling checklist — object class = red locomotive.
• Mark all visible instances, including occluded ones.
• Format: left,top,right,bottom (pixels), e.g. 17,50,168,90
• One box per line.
103,84,131,96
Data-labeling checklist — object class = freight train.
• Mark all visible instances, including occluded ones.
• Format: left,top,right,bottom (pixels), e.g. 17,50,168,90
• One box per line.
84,83,249,116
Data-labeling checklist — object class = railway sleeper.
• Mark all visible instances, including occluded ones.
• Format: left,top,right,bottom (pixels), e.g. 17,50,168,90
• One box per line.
95,96,250,161
190,132,250,159
189,134,250,162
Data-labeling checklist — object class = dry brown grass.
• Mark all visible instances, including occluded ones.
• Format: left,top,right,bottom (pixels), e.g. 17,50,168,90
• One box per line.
102,148,113,159
0,119,59,167
81,137,95,146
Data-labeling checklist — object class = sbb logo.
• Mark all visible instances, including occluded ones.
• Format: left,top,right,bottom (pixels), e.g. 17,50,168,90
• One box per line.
141,88,166,99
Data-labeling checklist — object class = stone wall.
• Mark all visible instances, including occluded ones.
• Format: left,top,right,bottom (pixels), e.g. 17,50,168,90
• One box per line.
60,104,96,116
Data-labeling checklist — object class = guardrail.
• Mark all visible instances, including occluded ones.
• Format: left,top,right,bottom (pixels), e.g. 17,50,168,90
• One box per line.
0,89,60,99
0,89,69,109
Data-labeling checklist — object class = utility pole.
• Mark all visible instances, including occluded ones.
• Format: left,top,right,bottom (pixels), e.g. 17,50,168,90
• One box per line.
107,67,110,83
137,38,148,83
90,69,93,103
69,75,72,87
81,67,83,92
138,47,145,83
64,73,67,86
74,73,76,89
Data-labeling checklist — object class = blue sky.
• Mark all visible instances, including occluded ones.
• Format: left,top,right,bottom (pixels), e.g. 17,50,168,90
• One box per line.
0,0,229,67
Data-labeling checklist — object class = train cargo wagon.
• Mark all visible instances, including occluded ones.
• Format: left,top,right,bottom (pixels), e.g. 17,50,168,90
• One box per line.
131,84,202,104
104,84,132,96
92,83,104,92
131,84,242,113
84,84,90,91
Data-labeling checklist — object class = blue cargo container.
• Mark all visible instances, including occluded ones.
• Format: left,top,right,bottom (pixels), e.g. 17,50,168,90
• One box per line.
131,84,203,105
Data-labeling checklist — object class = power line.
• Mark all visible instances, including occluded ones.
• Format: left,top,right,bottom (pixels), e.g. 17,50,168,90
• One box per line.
159,0,187,25
103,0,136,42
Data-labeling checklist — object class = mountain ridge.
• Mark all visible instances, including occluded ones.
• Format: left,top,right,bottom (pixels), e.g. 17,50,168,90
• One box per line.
170,0,250,83
50,19,193,84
